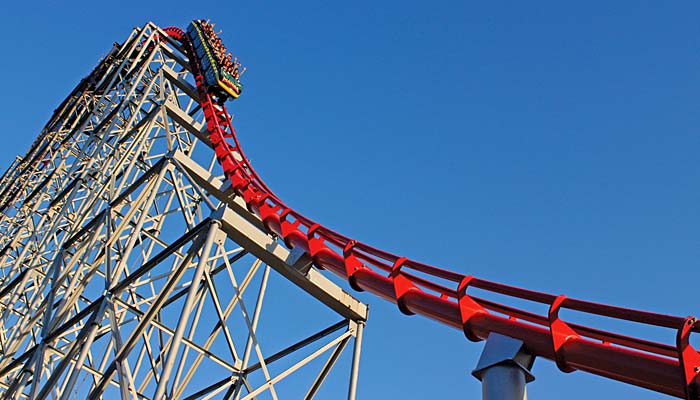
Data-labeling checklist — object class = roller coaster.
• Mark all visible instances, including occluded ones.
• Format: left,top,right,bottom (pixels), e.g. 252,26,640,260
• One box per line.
165,20,700,399
0,19,695,399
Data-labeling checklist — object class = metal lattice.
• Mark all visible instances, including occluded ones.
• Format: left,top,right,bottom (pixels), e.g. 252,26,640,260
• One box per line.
0,22,367,400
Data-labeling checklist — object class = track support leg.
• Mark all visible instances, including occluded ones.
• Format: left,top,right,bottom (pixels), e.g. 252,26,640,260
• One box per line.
347,321,364,400
472,333,535,400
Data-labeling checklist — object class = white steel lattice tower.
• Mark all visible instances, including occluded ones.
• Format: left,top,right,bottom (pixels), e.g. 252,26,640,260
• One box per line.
0,22,367,400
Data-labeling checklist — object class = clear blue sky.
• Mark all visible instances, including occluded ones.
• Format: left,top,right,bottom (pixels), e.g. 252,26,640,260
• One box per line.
1,2,699,399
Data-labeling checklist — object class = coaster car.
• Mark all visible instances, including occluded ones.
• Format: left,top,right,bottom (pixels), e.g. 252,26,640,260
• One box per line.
187,21,243,99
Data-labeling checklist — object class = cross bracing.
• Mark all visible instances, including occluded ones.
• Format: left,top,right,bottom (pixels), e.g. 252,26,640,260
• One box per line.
0,23,367,400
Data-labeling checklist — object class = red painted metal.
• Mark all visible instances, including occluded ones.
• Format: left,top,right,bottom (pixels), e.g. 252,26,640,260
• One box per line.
548,295,578,373
164,25,700,399
457,276,487,342
678,317,700,398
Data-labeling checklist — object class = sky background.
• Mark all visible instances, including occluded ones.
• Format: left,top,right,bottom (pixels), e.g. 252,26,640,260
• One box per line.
1,1,699,399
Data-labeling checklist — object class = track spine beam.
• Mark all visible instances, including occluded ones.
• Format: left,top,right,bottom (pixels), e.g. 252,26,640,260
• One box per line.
163,21,700,399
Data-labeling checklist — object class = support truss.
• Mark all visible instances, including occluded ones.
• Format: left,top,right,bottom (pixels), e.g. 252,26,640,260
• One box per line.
0,22,368,400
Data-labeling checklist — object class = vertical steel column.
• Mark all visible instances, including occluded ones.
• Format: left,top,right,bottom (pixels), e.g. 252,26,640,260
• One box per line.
472,333,535,400
347,321,364,400
153,219,221,399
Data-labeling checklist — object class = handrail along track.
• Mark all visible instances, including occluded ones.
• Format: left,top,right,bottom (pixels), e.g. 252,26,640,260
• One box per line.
163,22,700,399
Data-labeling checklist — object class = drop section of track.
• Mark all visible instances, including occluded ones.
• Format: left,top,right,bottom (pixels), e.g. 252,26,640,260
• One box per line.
163,21,700,399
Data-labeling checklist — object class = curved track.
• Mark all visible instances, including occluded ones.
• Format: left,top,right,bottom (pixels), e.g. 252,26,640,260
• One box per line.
164,25,700,399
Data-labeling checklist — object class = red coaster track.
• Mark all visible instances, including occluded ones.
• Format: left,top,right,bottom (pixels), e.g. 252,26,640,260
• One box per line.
163,25,700,399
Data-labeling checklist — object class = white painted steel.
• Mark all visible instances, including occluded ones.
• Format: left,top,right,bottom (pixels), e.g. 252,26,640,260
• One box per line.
0,22,368,400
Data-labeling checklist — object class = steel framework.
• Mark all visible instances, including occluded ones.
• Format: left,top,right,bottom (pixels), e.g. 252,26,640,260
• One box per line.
0,23,367,399
1,20,699,400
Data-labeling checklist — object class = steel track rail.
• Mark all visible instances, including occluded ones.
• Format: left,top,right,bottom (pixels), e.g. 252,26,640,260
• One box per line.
163,25,700,399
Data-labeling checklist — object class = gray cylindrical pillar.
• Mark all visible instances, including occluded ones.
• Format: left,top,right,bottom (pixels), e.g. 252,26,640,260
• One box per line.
480,364,528,400
472,333,534,400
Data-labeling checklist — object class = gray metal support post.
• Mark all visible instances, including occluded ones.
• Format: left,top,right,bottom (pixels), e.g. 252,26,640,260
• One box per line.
472,333,535,400
153,220,221,400
347,321,364,400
